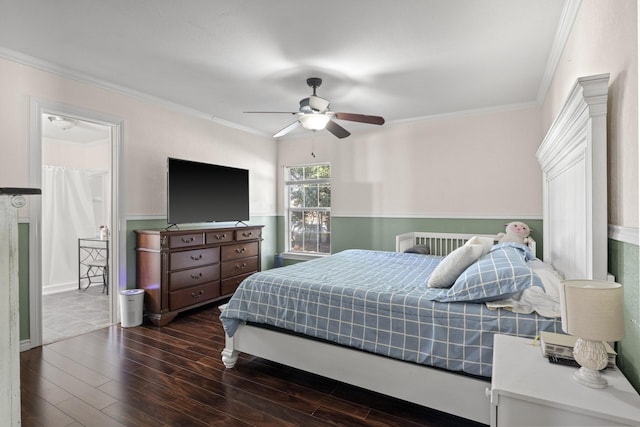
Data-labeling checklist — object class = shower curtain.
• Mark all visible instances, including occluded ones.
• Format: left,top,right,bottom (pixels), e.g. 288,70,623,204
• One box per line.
42,166,97,293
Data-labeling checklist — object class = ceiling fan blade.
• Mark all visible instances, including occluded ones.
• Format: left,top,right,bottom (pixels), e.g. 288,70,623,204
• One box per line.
325,120,351,139
333,112,385,125
273,121,300,138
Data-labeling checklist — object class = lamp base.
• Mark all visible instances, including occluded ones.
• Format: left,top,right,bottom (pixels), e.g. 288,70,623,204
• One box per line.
572,337,609,388
573,366,608,388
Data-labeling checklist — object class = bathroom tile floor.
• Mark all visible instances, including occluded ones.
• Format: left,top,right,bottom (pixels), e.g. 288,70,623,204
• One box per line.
42,284,111,344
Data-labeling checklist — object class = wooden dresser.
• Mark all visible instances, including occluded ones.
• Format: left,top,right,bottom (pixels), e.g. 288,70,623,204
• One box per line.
135,225,263,326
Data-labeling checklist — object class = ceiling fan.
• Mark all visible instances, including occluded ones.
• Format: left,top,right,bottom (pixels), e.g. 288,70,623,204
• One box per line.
246,77,385,139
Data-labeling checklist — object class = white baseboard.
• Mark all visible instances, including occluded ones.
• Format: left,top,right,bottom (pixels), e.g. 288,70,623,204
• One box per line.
42,281,77,295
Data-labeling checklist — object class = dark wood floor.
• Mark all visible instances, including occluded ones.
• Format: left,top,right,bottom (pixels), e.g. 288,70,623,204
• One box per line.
21,302,486,427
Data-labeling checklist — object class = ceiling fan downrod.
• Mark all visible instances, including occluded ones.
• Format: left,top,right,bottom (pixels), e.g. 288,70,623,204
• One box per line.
307,77,322,96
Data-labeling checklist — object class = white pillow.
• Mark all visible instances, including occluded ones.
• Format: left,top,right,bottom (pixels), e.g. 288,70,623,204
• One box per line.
427,236,493,288
468,236,495,252
527,259,563,300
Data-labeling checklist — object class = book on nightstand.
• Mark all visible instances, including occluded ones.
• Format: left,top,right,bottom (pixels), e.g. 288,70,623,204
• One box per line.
540,331,616,369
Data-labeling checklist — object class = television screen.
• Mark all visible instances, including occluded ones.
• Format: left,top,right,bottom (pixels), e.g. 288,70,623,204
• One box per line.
167,158,249,224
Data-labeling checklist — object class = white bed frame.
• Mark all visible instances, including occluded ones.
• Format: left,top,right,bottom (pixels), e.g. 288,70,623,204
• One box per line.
221,74,609,425
395,231,537,257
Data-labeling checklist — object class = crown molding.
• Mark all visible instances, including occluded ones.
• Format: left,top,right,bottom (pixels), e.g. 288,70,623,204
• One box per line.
0,47,266,137
537,0,583,103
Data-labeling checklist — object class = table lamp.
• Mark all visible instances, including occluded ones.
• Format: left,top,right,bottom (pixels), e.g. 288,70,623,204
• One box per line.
559,279,624,388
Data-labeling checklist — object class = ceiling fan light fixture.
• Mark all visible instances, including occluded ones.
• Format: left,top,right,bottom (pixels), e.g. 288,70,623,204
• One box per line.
308,95,330,112
299,113,330,131
48,115,77,131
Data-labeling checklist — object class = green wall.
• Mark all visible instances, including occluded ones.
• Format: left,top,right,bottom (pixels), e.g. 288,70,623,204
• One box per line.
609,239,640,392
275,216,544,263
18,223,30,341
274,216,544,260
327,217,544,256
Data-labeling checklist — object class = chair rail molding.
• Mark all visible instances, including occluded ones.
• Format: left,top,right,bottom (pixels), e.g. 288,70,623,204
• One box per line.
609,224,639,246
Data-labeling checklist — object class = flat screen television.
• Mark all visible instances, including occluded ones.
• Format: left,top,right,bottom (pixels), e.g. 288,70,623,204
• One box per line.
167,157,249,224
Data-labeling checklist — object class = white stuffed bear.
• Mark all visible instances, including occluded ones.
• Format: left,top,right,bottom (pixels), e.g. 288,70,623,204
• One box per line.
497,221,531,245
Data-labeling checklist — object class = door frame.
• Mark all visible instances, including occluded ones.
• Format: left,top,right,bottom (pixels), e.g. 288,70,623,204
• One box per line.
27,98,126,349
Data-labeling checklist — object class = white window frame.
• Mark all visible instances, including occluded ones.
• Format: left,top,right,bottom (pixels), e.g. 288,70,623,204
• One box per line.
284,163,331,257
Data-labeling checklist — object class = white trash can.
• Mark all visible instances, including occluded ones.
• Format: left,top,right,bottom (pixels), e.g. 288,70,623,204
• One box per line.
119,289,145,327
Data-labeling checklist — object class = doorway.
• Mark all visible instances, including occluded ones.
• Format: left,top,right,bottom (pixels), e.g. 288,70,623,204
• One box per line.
41,114,112,344
28,100,125,349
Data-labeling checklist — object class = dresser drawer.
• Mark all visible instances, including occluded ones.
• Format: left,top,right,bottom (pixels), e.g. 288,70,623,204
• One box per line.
221,272,254,295
169,284,220,310
168,232,204,249
169,247,219,271
236,228,261,241
221,256,258,279
168,265,220,291
221,241,259,261
206,230,234,245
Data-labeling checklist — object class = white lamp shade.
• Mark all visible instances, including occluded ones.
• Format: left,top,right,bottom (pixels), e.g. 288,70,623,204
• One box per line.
559,280,624,342
299,113,330,130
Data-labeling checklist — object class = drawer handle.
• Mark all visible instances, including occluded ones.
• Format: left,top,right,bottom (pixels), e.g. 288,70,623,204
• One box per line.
215,234,227,240
190,272,203,280
236,263,247,270
181,237,195,243
191,290,204,298
242,231,253,237
190,254,203,261
235,247,247,254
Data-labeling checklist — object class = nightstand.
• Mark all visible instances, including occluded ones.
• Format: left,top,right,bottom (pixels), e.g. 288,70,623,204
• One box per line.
490,334,640,426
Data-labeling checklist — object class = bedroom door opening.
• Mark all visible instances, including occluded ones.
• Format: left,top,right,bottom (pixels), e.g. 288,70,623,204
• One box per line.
28,100,125,349
40,114,113,344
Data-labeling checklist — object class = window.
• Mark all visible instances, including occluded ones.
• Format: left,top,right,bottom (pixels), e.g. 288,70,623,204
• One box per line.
285,164,331,254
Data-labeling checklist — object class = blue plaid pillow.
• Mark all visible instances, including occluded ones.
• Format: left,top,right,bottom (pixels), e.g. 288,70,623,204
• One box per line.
433,243,543,303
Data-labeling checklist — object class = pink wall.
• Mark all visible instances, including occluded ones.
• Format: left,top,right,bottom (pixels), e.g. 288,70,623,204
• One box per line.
0,57,277,218
278,106,543,218
542,0,638,229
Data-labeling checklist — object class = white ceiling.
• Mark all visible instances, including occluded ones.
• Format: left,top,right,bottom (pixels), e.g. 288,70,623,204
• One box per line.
1,0,573,139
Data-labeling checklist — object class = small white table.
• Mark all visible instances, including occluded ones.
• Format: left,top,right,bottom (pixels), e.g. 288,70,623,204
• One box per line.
490,334,640,426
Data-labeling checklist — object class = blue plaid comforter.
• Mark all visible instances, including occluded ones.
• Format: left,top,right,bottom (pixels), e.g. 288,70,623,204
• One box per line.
220,249,561,377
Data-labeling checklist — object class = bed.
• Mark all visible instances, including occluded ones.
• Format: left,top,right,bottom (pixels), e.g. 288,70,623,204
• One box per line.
219,73,610,425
